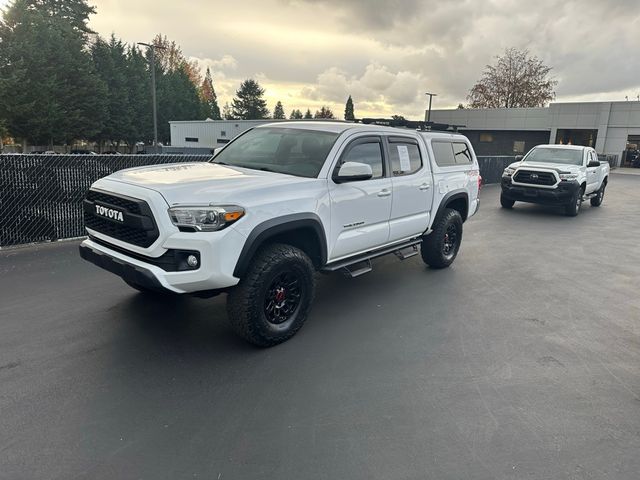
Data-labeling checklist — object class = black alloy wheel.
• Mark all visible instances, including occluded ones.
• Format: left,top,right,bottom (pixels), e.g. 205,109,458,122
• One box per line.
264,271,303,325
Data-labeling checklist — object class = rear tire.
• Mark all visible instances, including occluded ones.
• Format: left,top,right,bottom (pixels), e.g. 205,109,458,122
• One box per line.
421,208,463,269
565,186,584,217
500,193,515,209
226,243,316,347
590,182,606,207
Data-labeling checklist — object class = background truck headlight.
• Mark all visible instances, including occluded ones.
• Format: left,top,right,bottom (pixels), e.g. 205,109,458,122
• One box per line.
503,167,515,177
169,205,245,232
558,173,578,181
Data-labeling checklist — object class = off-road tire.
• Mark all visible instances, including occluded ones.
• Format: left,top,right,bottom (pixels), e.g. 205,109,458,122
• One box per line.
590,182,606,207
565,186,584,217
421,208,463,269
500,193,515,209
226,243,316,347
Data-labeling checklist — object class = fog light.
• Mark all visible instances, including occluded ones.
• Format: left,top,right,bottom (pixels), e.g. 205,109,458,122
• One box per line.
187,255,199,268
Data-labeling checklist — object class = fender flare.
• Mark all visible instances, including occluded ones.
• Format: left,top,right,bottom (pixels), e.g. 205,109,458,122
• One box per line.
233,213,327,278
429,190,469,231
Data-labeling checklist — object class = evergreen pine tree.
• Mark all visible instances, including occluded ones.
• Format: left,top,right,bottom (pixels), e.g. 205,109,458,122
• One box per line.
303,108,313,119
273,101,285,119
344,95,355,121
200,67,221,119
231,79,270,119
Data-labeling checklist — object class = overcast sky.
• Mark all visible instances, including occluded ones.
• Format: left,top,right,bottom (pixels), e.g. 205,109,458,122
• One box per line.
8,0,640,117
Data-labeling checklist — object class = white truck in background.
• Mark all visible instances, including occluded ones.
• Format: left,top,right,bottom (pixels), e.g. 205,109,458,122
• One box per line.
501,144,609,216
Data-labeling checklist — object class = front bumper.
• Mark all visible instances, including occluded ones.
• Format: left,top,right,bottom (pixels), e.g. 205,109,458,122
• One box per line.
79,243,167,292
79,229,246,293
501,177,580,205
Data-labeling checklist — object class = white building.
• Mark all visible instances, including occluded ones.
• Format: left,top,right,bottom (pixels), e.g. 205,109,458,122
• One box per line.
430,101,640,163
169,119,287,150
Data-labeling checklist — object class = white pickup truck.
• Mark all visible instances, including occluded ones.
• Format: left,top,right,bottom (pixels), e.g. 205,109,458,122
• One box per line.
79,121,481,346
500,144,609,216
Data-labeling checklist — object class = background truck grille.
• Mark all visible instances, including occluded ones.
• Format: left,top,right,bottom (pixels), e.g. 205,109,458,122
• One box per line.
83,190,159,247
513,170,556,186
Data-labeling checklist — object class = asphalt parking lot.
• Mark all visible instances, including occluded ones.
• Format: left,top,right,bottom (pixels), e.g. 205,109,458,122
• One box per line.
1,174,639,480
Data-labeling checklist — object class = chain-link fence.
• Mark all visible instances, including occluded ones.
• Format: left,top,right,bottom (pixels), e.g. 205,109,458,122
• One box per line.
0,154,211,247
1,153,517,248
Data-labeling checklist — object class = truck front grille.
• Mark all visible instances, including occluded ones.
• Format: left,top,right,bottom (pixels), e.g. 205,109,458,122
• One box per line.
513,170,556,186
83,190,159,248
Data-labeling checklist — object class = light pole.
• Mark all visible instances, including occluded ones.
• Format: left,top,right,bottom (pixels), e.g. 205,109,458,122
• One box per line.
424,92,437,123
137,42,166,149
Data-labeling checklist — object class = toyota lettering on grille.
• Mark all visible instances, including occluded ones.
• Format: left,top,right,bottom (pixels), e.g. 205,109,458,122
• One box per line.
530,173,539,180
95,204,124,222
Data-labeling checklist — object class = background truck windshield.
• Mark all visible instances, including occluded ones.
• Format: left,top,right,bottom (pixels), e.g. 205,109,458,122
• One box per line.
525,147,583,165
212,127,339,178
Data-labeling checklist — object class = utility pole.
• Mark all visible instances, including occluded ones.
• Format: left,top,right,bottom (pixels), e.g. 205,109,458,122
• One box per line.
138,42,166,150
424,92,437,123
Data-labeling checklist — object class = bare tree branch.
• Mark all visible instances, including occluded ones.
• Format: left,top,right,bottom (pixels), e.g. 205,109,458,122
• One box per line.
467,48,557,109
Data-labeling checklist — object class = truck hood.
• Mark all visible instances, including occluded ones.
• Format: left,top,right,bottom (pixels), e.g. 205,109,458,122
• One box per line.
105,162,315,205
508,161,582,173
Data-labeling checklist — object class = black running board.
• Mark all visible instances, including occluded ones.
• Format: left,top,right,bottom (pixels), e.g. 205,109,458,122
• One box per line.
322,238,422,277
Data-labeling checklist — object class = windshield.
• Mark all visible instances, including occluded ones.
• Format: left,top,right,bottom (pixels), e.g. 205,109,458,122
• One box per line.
524,147,583,166
211,127,339,178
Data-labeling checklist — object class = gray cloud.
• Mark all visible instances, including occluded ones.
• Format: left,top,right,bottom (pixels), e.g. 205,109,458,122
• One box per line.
90,0,640,116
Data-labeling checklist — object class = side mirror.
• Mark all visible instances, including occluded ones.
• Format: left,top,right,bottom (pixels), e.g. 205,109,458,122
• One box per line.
514,155,523,162
587,160,600,168
335,162,373,183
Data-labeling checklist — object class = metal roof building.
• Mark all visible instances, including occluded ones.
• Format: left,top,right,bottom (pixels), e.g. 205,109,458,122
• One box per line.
430,101,640,164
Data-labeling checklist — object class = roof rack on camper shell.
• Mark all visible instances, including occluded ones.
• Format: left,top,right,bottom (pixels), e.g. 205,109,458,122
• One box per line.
356,118,465,132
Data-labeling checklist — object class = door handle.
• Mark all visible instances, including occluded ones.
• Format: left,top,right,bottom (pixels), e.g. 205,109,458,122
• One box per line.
419,183,431,190
377,189,391,198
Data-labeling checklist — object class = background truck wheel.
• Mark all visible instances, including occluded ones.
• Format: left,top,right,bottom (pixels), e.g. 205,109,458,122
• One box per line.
226,243,316,347
500,193,515,209
421,208,463,269
590,182,606,206
565,186,584,217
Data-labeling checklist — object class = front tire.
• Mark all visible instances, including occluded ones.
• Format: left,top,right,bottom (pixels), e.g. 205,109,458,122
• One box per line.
500,193,515,209
226,243,316,347
590,182,606,207
421,208,463,269
565,186,584,217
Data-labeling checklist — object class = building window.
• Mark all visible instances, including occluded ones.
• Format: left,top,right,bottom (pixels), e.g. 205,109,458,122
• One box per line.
217,139,230,144
220,131,226,137
513,141,525,153
185,137,198,143
479,133,494,143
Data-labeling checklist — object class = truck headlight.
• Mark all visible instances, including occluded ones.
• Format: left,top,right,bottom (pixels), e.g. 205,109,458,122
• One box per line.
503,167,516,177
168,205,245,232
558,173,578,181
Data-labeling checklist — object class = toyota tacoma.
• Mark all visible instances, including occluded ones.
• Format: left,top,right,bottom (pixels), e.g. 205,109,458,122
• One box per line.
500,144,609,216
79,121,481,346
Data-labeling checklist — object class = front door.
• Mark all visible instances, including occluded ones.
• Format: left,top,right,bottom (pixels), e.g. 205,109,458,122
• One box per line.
328,137,392,260
586,150,600,194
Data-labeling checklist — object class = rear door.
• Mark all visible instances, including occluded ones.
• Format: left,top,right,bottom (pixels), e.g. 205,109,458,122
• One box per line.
386,136,433,241
327,136,392,260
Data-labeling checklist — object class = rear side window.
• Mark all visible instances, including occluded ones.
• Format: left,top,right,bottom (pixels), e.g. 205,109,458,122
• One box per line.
341,141,384,178
388,138,422,176
453,142,472,164
431,141,456,166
